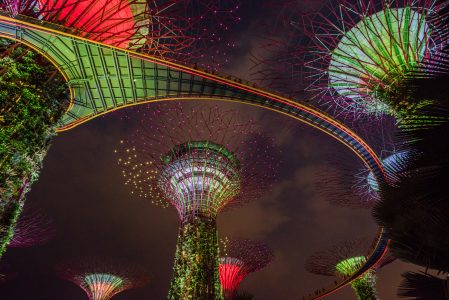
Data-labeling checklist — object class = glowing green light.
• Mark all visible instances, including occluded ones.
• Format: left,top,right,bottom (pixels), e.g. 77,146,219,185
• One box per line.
335,256,378,300
83,273,124,300
335,256,366,276
329,6,431,114
160,141,241,219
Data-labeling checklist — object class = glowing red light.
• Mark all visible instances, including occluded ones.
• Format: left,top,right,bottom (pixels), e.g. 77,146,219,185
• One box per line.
38,0,136,47
219,262,247,296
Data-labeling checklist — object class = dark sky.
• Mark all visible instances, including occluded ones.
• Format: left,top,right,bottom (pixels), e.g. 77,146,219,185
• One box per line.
0,1,421,299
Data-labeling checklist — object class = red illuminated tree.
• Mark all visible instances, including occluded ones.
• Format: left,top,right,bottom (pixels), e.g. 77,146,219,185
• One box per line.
1,0,241,69
220,238,273,299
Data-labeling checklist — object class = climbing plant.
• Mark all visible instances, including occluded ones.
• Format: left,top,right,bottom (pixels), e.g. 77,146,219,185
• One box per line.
0,38,68,257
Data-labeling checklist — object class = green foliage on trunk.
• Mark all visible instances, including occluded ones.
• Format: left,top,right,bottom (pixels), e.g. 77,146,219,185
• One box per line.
351,271,378,300
336,257,378,300
168,217,223,300
0,38,68,258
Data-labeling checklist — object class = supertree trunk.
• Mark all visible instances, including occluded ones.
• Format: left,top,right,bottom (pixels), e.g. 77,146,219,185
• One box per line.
0,39,68,259
168,216,222,300
350,271,378,300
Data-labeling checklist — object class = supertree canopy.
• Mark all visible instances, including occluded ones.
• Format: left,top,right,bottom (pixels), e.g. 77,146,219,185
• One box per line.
57,257,149,300
303,0,449,119
0,0,240,69
305,238,379,300
116,104,278,300
8,204,55,248
314,118,409,209
366,151,410,193
219,238,274,299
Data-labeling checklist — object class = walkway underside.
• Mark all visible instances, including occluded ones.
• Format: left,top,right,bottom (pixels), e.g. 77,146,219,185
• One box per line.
0,11,388,299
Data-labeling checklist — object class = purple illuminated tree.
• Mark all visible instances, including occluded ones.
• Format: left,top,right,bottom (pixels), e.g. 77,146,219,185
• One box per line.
8,204,55,248
220,238,273,299
57,257,149,300
116,103,279,300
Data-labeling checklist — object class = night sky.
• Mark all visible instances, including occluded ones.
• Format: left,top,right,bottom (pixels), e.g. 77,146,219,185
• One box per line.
0,1,422,299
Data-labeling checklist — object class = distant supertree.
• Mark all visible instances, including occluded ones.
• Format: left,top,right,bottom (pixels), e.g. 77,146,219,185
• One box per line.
315,118,411,209
8,204,55,248
398,271,449,299
316,149,409,209
116,104,279,300
57,257,149,300
220,238,273,299
305,238,380,300
302,0,449,119
1,0,240,69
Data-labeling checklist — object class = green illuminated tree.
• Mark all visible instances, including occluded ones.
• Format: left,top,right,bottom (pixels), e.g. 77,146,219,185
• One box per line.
305,239,381,300
0,38,68,258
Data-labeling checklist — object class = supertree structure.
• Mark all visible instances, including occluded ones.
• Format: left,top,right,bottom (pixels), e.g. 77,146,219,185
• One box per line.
0,39,68,260
0,0,239,263
1,0,240,69
219,238,274,299
398,271,449,299
116,104,278,300
315,118,410,208
305,238,381,300
316,151,407,209
57,257,149,300
8,204,55,248
301,0,449,120
249,0,325,98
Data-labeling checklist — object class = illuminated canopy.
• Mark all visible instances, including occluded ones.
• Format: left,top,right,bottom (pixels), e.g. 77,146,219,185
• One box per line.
82,273,126,300
36,0,138,48
335,256,366,277
219,257,246,294
367,151,410,193
329,7,431,114
160,141,241,220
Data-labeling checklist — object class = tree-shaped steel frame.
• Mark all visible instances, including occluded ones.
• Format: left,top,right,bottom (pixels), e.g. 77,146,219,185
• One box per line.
302,0,449,119
1,0,240,69
220,238,274,299
0,9,391,300
116,104,278,300
57,257,149,300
